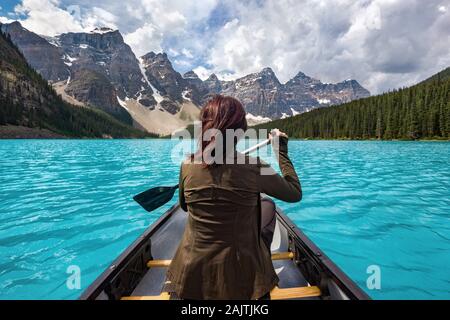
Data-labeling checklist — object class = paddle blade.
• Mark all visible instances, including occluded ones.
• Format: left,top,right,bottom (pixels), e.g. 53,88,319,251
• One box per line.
133,185,178,212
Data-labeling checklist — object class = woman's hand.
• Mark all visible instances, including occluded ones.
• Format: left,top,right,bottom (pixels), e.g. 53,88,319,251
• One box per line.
269,128,288,140
269,128,289,155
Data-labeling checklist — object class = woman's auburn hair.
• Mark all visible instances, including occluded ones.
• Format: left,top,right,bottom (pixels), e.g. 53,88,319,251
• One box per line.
192,95,248,166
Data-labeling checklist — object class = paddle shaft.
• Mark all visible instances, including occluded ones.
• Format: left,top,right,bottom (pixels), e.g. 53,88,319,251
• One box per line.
134,137,272,212
172,138,271,187
242,138,271,155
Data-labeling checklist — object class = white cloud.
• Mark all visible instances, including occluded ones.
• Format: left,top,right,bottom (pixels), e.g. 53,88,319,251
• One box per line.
216,71,239,81
192,65,236,81
123,23,163,57
0,16,15,24
174,59,191,67
181,48,194,59
1,0,449,94
167,48,180,56
120,0,219,60
0,0,219,65
82,7,118,30
12,0,85,35
2,0,121,36
192,66,211,80
129,0,217,47
204,0,450,93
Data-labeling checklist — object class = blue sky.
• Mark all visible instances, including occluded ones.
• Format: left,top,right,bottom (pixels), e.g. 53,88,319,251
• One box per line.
1,0,449,94
0,1,17,12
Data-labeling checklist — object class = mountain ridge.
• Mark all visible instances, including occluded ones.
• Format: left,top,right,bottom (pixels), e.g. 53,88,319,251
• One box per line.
253,67,450,140
1,21,370,135
0,26,152,138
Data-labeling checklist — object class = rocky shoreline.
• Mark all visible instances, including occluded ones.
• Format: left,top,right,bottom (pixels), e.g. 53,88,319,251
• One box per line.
0,125,66,139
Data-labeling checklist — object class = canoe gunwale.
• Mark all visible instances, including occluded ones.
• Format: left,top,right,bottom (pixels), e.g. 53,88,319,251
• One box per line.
78,203,179,300
275,209,371,300
79,203,370,300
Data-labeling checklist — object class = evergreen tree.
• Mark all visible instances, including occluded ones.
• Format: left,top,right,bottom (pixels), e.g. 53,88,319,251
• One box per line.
375,109,383,140
0,28,155,138
254,67,450,140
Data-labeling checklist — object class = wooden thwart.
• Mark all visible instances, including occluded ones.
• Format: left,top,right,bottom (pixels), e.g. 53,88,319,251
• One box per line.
147,251,294,268
271,251,294,261
147,259,171,267
121,285,321,300
270,286,321,300
121,292,170,300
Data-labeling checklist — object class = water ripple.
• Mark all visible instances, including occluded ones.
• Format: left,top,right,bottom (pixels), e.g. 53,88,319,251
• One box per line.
0,140,449,299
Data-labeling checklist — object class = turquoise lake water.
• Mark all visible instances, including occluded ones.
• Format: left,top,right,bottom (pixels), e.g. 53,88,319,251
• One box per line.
0,140,449,299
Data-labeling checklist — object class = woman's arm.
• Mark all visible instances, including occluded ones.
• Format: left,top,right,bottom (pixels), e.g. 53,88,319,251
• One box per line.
257,131,302,203
179,163,188,211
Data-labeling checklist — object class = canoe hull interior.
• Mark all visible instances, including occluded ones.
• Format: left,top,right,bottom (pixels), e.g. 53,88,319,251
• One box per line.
79,203,370,300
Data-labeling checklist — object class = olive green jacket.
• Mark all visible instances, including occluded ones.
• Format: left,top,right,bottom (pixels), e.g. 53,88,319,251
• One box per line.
166,138,301,299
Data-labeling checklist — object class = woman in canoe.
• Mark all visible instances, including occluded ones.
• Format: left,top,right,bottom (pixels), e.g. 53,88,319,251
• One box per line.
165,95,302,299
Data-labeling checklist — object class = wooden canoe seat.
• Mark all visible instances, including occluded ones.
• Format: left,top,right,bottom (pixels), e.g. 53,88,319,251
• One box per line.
147,259,171,267
270,286,321,300
121,292,170,300
147,251,294,268
129,251,314,301
271,251,294,261
121,285,320,300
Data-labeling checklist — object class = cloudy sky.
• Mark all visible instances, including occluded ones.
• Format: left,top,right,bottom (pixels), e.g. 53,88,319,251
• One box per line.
1,0,449,94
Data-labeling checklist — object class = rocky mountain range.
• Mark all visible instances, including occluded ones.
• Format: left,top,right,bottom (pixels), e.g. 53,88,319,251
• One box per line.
0,27,150,138
1,21,370,135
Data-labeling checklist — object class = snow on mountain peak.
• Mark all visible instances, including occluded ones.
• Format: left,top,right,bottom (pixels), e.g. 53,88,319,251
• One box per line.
90,27,116,34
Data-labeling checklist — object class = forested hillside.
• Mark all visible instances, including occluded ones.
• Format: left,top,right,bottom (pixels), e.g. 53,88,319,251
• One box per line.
254,68,450,140
0,28,152,138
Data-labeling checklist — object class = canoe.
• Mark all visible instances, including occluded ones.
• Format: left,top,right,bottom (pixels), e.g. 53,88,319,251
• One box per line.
79,200,370,300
